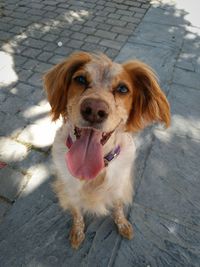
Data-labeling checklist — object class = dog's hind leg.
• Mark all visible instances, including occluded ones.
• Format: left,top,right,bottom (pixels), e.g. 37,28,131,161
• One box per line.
112,201,134,240
69,208,85,249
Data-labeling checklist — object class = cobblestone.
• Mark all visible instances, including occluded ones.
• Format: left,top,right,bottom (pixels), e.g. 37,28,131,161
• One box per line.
111,26,133,35
95,29,117,40
84,35,100,44
41,33,58,42
71,32,87,41
11,18,30,27
37,51,54,61
17,120,59,149
22,47,41,58
0,166,28,201
22,59,39,71
10,82,36,98
100,39,124,50
14,55,28,66
81,26,96,35
82,42,107,53
0,0,157,264
27,72,43,87
0,137,28,165
54,46,73,56
43,42,58,52
0,30,12,41
18,69,33,82
0,202,11,222
1,0,200,265
0,112,27,138
0,94,30,114
34,62,53,73
106,48,119,59
48,54,66,64
67,39,84,49
116,34,129,42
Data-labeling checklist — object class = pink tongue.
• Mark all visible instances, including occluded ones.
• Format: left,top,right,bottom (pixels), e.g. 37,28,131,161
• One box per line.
66,129,104,180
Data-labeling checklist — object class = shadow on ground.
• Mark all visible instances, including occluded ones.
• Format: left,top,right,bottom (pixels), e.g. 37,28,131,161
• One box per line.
0,1,200,266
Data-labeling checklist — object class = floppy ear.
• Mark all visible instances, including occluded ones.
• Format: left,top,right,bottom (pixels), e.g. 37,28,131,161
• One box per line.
123,61,170,132
43,52,91,121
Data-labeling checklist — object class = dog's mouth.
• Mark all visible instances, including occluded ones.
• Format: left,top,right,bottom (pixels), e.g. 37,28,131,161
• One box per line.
66,126,114,181
74,126,113,146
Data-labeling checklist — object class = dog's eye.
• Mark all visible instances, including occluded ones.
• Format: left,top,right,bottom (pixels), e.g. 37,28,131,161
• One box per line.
74,75,87,85
116,84,129,94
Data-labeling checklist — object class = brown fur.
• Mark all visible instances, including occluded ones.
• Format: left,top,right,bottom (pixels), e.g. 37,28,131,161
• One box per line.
44,52,170,249
113,201,133,240
69,208,85,249
44,53,170,132
43,52,91,121
123,61,170,132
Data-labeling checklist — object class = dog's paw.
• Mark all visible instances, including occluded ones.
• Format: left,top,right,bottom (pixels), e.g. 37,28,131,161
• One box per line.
69,227,85,249
117,220,134,240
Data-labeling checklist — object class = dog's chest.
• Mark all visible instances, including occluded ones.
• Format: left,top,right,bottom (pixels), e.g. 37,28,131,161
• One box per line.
77,170,118,214
79,170,107,201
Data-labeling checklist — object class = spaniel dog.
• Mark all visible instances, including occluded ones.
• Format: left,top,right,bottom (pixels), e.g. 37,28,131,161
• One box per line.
43,52,170,249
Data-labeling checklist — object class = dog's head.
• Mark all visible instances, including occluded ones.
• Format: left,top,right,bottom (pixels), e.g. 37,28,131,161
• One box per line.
44,52,170,180
44,51,170,133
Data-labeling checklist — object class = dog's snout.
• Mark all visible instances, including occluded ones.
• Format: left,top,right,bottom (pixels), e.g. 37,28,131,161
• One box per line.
81,98,109,124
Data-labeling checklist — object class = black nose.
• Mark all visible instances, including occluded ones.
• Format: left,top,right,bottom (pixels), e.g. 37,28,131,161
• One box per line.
81,98,109,124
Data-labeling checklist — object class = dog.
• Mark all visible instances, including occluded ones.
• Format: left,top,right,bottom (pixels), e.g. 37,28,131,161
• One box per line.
43,52,170,249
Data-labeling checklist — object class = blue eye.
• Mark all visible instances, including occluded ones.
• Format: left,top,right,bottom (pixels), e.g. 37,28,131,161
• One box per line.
116,84,129,94
75,75,87,85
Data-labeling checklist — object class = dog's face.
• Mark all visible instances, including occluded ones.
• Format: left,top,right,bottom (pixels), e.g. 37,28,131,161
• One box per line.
44,51,170,135
44,52,170,180
66,54,135,136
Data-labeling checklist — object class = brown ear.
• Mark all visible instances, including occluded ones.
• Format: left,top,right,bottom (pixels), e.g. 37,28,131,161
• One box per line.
43,52,91,121
123,61,170,132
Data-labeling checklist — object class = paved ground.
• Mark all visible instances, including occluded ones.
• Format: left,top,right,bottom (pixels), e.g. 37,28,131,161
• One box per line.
0,0,151,217
0,0,200,266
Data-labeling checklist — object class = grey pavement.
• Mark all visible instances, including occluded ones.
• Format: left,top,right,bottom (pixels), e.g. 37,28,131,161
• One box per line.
0,0,200,266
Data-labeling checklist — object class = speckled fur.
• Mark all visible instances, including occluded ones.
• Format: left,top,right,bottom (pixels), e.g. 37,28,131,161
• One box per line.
44,52,170,249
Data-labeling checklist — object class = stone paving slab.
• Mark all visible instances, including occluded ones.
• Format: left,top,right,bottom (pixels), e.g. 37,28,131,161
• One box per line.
0,112,28,138
0,177,118,267
173,68,200,90
114,0,200,266
0,201,11,222
116,41,177,93
114,203,200,267
0,0,151,223
130,22,185,49
0,166,28,201
0,0,200,266
142,3,189,26
115,4,187,92
0,137,28,164
166,83,200,140
135,134,200,227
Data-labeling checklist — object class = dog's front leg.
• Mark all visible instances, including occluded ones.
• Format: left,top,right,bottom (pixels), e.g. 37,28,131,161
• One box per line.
112,201,134,240
69,208,85,249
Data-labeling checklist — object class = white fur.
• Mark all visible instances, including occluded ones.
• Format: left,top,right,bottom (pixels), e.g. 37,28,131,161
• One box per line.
52,121,136,216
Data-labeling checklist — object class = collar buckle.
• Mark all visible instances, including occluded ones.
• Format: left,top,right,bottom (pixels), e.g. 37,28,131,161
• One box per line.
104,145,121,166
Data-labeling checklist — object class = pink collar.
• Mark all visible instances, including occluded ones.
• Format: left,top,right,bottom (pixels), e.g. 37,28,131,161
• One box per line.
66,135,120,166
